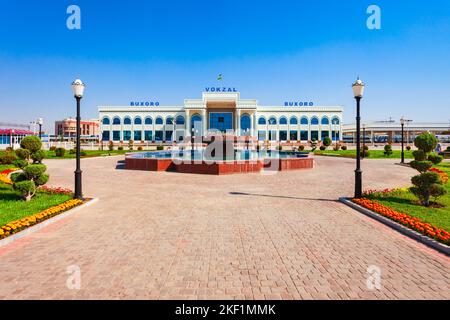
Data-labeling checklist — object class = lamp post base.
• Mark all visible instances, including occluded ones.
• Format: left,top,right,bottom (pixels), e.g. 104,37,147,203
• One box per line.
74,169,83,200
355,169,363,199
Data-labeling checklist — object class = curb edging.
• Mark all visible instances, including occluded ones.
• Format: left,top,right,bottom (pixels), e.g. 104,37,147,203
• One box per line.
0,198,99,248
339,197,450,257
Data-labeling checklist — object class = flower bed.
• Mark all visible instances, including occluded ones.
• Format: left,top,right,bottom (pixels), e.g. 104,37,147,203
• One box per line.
353,197,450,245
0,168,19,185
0,198,84,240
429,168,449,184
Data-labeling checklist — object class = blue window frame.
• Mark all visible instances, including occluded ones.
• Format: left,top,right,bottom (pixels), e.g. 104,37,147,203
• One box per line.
209,113,232,133
311,117,319,125
144,131,153,141
102,117,110,125
155,130,163,141
155,117,163,125
123,130,131,141
300,117,308,125
321,117,329,125
268,117,277,125
113,117,121,125
290,117,298,125
134,130,142,141
145,117,152,125
134,117,142,125
311,130,319,140
112,131,121,141
176,116,185,125
241,114,251,132
300,131,308,140
279,117,287,125
332,117,340,125
258,117,266,125
166,117,173,125
290,131,298,140
124,117,131,125
101,131,110,141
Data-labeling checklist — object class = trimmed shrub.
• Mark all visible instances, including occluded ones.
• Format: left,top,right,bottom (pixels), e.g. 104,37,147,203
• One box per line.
12,159,29,169
410,160,433,173
13,180,36,201
128,140,134,150
341,145,347,151
10,172,27,183
156,146,164,151
137,146,143,151
447,146,450,151
412,150,426,161
69,148,76,154
276,145,282,151
323,137,332,147
384,144,393,156
5,147,13,152
118,146,124,151
406,145,412,151
15,148,30,160
333,144,341,151
363,145,369,151
414,133,438,153
428,153,443,165
49,146,57,151
34,173,49,186
108,141,114,151
410,172,446,206
31,150,46,163
0,152,18,164
55,147,66,157
24,164,47,179
360,150,370,158
298,145,305,151
319,146,326,151
20,136,42,153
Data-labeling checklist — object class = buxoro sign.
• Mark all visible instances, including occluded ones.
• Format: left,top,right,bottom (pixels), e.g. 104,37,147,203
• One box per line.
130,101,160,106
284,101,314,107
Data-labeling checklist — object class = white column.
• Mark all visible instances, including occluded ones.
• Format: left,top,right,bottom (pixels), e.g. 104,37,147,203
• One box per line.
186,111,191,137
201,109,207,136
250,112,254,137
236,109,241,136
253,112,258,138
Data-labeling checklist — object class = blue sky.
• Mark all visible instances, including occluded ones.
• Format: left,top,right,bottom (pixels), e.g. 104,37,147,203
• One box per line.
1,0,449,132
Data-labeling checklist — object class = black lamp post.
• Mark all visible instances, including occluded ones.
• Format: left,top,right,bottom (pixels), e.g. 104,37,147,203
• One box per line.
352,78,365,199
71,79,85,200
362,124,366,159
37,118,44,140
400,117,405,164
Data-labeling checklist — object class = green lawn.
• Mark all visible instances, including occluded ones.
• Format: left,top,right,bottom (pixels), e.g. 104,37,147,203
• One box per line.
366,162,450,232
0,183,72,226
44,149,144,159
314,149,415,159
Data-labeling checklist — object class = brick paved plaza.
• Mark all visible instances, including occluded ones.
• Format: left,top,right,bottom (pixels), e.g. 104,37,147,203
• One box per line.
0,156,449,299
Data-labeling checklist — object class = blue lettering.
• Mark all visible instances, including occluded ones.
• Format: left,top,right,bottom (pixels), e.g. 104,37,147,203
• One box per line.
155,102,160,106
130,102,134,106
205,88,210,92
309,102,314,106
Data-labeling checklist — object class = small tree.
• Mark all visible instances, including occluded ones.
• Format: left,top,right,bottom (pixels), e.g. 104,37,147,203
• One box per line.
128,139,134,150
12,164,49,201
322,137,332,149
108,141,114,151
384,144,393,157
20,136,45,163
410,133,446,206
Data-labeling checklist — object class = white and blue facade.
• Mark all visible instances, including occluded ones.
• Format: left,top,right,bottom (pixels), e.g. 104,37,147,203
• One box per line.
98,91,343,143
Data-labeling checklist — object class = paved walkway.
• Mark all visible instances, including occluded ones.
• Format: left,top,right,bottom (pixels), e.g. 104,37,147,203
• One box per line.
0,156,449,299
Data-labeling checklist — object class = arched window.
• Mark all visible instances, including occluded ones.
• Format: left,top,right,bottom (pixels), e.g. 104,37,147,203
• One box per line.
279,117,288,125
331,117,340,125
311,117,319,125
290,117,298,125
123,117,131,125
191,114,202,130
166,117,173,125
176,116,185,125
321,117,329,125
144,117,153,125
258,117,266,125
102,117,110,125
155,117,163,125
134,117,142,125
113,117,121,125
268,117,277,125
300,117,308,125
241,114,251,132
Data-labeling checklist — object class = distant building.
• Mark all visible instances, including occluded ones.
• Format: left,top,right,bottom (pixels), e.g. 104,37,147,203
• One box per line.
0,122,35,149
343,121,450,144
54,118,100,141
